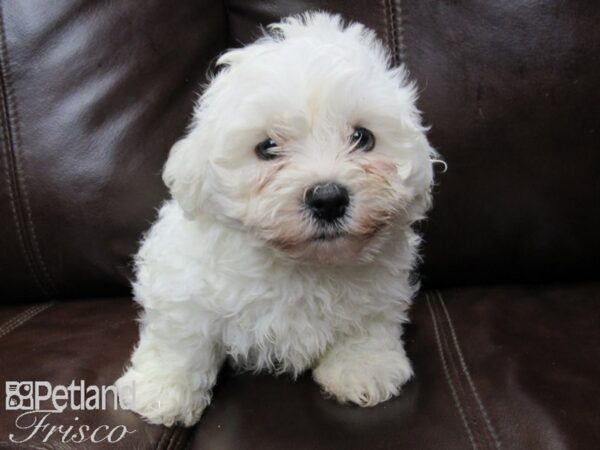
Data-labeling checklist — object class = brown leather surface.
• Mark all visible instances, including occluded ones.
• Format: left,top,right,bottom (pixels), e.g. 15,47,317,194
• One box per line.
225,0,398,58
0,284,597,449
0,297,190,449
0,0,227,300
402,1,600,287
192,284,600,450
189,283,600,450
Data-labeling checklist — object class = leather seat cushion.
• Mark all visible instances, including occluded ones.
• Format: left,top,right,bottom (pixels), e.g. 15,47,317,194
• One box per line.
0,298,191,449
0,283,598,449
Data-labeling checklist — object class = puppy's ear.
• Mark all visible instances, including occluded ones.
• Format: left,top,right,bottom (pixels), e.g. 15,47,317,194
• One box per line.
162,132,209,219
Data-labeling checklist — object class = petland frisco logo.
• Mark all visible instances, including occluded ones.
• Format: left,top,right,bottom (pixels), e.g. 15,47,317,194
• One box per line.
5,381,136,444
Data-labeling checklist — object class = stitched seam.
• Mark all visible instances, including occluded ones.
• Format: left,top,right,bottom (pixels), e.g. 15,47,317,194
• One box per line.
0,4,57,294
156,427,177,450
396,0,407,65
0,303,53,337
430,294,486,450
0,3,57,296
0,303,54,339
168,429,183,450
384,0,399,67
155,428,168,450
437,292,500,450
0,309,36,335
167,428,187,450
0,39,47,296
388,0,399,66
437,291,503,449
433,293,489,450
0,103,46,296
381,0,392,64
166,428,179,450
426,292,479,450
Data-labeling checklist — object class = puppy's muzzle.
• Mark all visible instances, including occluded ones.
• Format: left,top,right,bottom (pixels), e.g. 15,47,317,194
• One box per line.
304,182,349,224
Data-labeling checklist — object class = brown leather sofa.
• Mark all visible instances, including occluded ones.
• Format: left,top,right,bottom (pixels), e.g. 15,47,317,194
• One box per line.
1,1,598,449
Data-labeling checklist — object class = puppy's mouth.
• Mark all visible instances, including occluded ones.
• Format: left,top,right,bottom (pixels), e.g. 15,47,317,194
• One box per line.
313,230,348,242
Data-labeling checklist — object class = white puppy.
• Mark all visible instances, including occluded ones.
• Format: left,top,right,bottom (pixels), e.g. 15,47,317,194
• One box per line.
117,12,437,427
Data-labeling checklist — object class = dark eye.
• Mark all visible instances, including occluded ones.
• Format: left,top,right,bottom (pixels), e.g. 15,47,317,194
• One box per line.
255,138,279,160
351,127,375,152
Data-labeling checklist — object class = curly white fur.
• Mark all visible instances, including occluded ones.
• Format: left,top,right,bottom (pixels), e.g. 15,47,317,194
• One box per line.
116,12,437,427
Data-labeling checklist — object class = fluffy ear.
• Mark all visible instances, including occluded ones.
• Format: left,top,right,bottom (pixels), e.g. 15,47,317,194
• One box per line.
162,132,209,219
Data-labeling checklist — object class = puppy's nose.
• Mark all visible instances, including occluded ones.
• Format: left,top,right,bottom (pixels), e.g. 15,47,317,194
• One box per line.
305,182,349,223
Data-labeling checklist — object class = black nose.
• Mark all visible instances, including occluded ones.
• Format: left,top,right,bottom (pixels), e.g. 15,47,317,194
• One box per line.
304,182,350,223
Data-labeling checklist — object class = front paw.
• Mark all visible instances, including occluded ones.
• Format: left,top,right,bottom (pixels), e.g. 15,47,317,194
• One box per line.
116,368,210,427
313,349,413,407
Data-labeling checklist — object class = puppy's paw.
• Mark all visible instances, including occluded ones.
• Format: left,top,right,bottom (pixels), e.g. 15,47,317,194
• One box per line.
116,368,210,427
313,349,413,407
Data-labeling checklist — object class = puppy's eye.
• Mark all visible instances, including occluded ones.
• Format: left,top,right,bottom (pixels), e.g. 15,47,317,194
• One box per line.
255,138,279,160
351,127,376,152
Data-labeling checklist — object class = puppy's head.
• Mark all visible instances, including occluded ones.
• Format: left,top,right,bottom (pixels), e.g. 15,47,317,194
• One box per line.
164,12,437,264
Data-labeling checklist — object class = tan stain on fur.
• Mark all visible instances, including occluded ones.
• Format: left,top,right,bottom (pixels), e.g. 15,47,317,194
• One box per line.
361,159,397,175
254,162,288,195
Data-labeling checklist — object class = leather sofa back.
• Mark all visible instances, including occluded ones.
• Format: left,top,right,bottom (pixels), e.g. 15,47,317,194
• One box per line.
1,0,598,300
0,0,226,299
225,0,600,288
